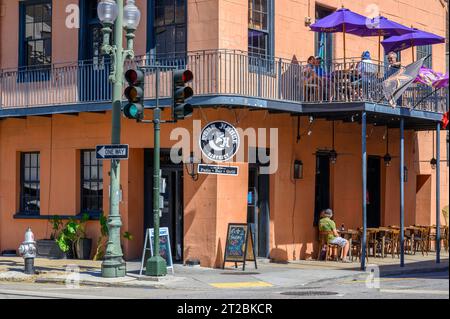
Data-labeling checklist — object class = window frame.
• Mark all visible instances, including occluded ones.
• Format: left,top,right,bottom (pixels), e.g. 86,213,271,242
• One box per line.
18,0,53,81
20,152,41,216
148,0,187,61
80,149,103,217
248,0,275,72
417,45,432,69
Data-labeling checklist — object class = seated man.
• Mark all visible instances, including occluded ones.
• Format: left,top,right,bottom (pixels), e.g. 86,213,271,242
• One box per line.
319,209,350,262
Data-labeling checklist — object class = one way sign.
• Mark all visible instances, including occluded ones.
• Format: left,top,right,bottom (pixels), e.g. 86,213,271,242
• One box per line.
96,144,129,160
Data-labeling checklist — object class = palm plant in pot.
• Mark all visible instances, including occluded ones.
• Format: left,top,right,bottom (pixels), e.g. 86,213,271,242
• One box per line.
56,213,92,259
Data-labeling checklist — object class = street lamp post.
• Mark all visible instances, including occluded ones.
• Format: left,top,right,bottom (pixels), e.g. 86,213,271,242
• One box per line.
98,0,140,278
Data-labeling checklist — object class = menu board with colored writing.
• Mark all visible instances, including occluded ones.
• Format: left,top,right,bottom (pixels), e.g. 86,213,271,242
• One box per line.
223,223,257,270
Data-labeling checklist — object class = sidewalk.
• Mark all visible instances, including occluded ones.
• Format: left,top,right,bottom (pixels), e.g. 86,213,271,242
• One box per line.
0,252,448,290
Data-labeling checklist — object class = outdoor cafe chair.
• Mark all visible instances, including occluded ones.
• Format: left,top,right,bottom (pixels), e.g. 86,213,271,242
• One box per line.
317,231,341,262
348,230,369,263
404,228,415,255
413,227,430,256
384,229,400,258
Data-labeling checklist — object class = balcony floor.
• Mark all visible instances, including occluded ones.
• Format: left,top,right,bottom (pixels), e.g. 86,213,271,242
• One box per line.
0,95,443,131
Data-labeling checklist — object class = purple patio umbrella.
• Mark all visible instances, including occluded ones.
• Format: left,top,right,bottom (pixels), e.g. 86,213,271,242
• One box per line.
345,15,414,70
310,7,368,63
381,29,445,61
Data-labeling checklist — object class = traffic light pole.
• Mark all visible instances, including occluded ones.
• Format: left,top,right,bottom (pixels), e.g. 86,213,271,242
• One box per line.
146,67,167,276
128,65,191,277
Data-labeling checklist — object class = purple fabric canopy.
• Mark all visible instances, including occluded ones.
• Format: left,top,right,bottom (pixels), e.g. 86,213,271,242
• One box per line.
346,16,413,37
310,8,368,33
381,29,445,53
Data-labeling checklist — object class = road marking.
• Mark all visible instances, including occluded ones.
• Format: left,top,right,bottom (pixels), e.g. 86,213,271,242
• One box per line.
380,289,449,295
339,277,416,284
210,281,273,289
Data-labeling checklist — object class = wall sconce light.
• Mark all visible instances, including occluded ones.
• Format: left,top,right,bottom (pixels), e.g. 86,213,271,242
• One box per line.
403,166,408,183
185,152,199,181
329,150,338,165
294,160,303,179
430,157,437,169
383,153,392,167
304,16,312,26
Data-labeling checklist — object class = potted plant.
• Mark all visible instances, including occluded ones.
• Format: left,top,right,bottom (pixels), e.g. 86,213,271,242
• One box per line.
93,212,133,260
55,218,79,259
56,213,93,259
74,213,92,259
36,216,66,259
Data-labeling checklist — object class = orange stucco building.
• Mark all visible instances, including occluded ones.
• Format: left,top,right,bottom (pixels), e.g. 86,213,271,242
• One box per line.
0,0,448,267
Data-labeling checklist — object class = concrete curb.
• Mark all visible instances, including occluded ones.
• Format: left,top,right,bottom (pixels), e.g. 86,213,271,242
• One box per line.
302,264,449,287
33,276,165,288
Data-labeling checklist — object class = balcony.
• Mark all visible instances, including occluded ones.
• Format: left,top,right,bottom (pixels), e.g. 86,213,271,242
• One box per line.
0,50,447,122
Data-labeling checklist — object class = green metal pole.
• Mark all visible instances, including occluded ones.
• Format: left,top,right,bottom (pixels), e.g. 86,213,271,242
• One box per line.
146,67,167,276
101,0,126,278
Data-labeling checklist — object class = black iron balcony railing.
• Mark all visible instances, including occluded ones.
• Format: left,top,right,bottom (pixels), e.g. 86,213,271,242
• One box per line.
0,49,447,114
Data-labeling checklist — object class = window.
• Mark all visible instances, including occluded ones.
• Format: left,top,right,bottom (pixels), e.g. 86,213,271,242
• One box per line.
417,45,432,68
248,0,273,60
81,150,103,215
19,0,52,69
152,0,187,60
20,152,40,215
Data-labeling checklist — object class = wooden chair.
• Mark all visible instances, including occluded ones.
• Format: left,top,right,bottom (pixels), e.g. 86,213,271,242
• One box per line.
384,229,400,258
413,227,430,256
366,229,380,257
349,230,369,262
404,228,415,255
317,231,340,261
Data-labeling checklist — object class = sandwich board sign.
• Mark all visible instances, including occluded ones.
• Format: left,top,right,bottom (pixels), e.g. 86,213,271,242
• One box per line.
139,227,174,275
222,223,257,270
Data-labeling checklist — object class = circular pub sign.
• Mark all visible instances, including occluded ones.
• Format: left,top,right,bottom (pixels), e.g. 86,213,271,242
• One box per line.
199,121,240,162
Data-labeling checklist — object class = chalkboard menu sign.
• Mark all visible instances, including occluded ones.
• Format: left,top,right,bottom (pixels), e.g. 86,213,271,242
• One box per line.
222,223,257,270
149,227,174,273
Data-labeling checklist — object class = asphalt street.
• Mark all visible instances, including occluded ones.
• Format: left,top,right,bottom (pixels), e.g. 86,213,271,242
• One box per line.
0,271,448,300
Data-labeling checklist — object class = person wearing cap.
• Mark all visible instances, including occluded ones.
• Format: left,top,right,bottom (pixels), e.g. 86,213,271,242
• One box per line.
319,208,351,262
314,56,325,77
357,51,377,74
356,51,377,99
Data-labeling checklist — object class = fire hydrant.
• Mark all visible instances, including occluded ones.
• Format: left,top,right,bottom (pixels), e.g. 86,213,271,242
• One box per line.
18,227,37,274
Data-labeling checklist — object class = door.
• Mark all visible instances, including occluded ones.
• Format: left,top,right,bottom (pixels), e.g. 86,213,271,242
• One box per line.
247,164,270,258
314,153,330,226
367,156,381,228
144,149,184,262
315,6,334,65
78,0,112,102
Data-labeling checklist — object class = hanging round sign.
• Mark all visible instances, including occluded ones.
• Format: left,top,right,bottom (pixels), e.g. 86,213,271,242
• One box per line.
199,121,240,162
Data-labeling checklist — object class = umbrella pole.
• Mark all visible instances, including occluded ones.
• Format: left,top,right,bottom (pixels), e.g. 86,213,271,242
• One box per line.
343,23,346,65
378,33,381,74
412,42,415,62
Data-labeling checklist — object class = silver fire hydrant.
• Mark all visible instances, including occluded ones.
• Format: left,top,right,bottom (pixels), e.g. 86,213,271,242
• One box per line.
18,227,36,274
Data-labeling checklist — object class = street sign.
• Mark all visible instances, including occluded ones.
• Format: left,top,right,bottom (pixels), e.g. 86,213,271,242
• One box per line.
198,164,239,176
96,144,129,160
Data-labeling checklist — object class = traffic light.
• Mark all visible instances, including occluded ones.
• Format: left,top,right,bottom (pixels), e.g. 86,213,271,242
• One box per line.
172,69,194,120
123,67,145,120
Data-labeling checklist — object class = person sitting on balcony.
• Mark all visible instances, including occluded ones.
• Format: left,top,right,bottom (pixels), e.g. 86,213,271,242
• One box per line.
356,51,378,100
319,209,351,262
314,56,326,77
357,51,377,75
385,51,403,105
385,51,401,77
